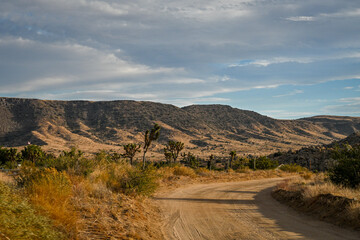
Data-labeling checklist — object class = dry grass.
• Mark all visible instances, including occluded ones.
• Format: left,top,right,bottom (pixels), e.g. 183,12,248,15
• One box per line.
19,168,79,238
278,173,360,200
0,171,14,184
0,182,64,240
273,173,360,229
172,166,196,177
72,175,163,240
2,160,300,239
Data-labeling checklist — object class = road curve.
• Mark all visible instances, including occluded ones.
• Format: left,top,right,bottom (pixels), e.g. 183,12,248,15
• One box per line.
156,178,360,240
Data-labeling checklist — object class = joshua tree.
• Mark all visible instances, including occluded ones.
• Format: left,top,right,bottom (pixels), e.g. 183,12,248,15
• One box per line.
229,150,237,169
123,143,141,165
208,154,214,170
164,141,184,163
142,123,161,169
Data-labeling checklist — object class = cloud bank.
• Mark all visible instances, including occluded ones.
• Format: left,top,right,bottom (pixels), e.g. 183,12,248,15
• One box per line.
1,0,360,117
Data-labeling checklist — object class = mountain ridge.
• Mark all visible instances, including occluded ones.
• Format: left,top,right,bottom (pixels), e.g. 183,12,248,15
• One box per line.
1,97,360,157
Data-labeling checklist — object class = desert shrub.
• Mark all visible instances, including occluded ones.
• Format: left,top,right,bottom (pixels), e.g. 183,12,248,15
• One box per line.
42,148,95,176
300,171,313,180
231,157,249,170
195,167,212,176
0,146,21,168
329,145,360,188
0,182,64,240
329,159,360,188
235,166,251,173
95,150,122,163
55,155,94,177
181,152,200,169
21,145,46,163
120,167,159,196
16,167,77,237
97,164,159,196
173,166,196,177
249,156,278,170
279,163,308,173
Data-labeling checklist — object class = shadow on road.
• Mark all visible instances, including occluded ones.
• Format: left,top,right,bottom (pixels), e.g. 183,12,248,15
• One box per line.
255,186,360,240
154,197,255,205
220,190,258,194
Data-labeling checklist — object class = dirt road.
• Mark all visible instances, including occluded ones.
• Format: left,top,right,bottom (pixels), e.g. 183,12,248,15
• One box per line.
156,178,360,240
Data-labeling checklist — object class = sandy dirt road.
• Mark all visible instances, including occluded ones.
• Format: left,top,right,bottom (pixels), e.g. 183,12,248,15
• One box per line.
156,178,360,240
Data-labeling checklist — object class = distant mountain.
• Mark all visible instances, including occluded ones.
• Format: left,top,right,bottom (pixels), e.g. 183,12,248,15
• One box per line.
1,97,360,157
270,131,360,171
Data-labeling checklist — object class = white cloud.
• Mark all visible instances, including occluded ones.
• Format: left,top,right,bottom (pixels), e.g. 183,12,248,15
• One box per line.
344,86,354,90
339,97,360,103
0,36,186,94
1,0,360,118
273,90,304,98
320,8,360,18
286,16,315,22
324,97,360,115
324,103,360,115
261,110,316,119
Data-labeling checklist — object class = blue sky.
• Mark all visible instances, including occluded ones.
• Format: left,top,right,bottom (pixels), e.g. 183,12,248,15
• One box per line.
0,0,360,119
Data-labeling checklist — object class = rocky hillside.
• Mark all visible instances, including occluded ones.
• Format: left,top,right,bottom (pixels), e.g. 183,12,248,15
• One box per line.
1,97,360,157
270,131,360,171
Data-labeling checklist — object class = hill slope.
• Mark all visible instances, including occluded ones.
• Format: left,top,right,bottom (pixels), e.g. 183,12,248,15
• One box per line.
1,97,360,157
270,131,360,171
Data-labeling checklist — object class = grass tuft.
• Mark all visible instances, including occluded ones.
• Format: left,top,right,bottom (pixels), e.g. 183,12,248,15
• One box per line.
0,182,65,240
16,167,78,238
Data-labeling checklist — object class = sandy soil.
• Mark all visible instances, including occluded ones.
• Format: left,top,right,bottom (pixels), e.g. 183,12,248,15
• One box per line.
156,178,360,240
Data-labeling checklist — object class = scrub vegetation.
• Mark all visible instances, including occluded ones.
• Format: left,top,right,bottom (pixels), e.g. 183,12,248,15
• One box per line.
1,124,358,238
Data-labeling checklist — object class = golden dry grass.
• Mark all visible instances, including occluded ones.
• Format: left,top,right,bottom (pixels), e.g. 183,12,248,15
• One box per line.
0,171,14,184
274,173,360,229
0,181,65,240
22,168,79,239
2,160,299,240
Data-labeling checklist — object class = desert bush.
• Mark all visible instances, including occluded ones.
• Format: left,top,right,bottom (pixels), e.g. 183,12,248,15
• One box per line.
329,144,360,188
21,145,46,163
195,167,212,176
0,146,21,168
173,166,196,177
16,167,77,237
300,171,313,180
249,156,278,170
44,148,95,176
235,166,251,173
95,149,122,163
96,163,159,196
329,158,360,188
232,157,249,170
0,182,64,240
279,163,308,173
181,152,200,169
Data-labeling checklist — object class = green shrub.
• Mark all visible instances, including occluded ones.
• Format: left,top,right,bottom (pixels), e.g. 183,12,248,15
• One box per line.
40,147,94,176
328,144,360,188
231,157,249,170
0,182,64,240
181,152,200,169
95,150,122,163
0,146,21,168
21,145,46,163
100,164,159,196
249,156,278,170
279,163,308,173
